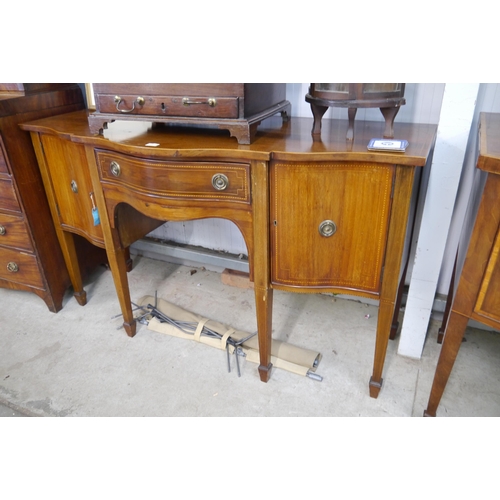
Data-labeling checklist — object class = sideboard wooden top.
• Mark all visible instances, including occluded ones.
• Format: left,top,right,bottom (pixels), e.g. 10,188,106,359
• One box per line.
21,109,437,166
478,112,500,174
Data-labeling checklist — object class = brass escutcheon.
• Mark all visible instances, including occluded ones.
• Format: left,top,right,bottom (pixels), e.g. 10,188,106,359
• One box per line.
7,262,19,272
319,220,337,237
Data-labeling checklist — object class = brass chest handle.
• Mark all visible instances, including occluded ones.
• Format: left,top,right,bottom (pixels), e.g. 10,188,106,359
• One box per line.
110,161,121,177
114,96,145,113
183,97,217,107
7,262,19,272
319,220,337,237
0,225,6,236
212,173,229,191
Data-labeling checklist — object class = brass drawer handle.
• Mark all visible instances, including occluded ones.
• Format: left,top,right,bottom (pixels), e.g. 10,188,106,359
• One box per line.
212,173,229,191
183,97,217,107
0,225,5,236
319,220,337,237
7,261,19,273
71,180,78,193
110,161,121,177
114,95,145,113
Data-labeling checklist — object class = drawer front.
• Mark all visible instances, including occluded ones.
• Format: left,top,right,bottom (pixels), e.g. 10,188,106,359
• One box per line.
271,162,394,294
0,176,21,213
0,246,44,288
0,213,33,251
97,152,250,204
95,94,239,119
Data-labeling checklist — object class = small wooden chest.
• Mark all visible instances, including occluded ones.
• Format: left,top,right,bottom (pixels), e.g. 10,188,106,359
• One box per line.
88,83,290,144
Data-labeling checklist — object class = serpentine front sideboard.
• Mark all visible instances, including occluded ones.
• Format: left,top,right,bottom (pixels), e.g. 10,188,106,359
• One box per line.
21,110,436,397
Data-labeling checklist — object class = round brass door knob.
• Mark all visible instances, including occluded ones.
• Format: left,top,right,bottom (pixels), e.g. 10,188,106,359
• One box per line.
319,220,337,237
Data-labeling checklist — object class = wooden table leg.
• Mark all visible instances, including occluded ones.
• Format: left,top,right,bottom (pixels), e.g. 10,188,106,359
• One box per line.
60,231,87,306
370,166,415,397
256,285,273,382
85,146,135,336
252,159,273,381
370,299,394,398
105,236,136,336
424,311,469,416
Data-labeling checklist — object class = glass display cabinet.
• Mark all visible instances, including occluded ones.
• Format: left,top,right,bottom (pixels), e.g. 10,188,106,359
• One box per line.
306,83,406,140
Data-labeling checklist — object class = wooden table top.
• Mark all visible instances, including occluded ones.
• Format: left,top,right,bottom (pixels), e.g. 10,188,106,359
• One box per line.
21,109,437,166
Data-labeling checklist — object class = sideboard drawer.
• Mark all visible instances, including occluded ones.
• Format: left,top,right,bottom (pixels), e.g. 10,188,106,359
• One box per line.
96,151,251,204
0,213,33,251
95,93,239,119
0,246,44,288
0,176,21,213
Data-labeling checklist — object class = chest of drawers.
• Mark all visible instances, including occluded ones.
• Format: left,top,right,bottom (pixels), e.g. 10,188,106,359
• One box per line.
0,84,86,311
88,83,290,144
22,110,436,397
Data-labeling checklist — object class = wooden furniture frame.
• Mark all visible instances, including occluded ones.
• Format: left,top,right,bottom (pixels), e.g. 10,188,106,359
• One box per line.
22,110,436,397
0,84,86,311
424,112,500,416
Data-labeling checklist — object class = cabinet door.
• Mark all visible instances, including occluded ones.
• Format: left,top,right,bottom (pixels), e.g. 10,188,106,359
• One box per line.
270,162,395,295
40,134,104,246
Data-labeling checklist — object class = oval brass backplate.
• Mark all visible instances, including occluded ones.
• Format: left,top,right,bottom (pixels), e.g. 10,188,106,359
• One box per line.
110,161,121,177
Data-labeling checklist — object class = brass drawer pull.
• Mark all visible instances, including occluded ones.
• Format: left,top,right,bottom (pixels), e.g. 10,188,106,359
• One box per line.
70,180,78,193
7,261,19,272
183,97,217,107
114,96,145,113
212,173,229,191
0,225,5,236
110,161,121,177
319,220,337,237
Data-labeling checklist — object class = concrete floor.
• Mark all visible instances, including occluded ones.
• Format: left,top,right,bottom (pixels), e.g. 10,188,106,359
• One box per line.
1,254,499,417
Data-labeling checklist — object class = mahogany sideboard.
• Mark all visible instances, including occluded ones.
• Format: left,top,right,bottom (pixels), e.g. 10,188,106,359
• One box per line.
22,110,436,397
0,84,86,311
424,112,500,416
